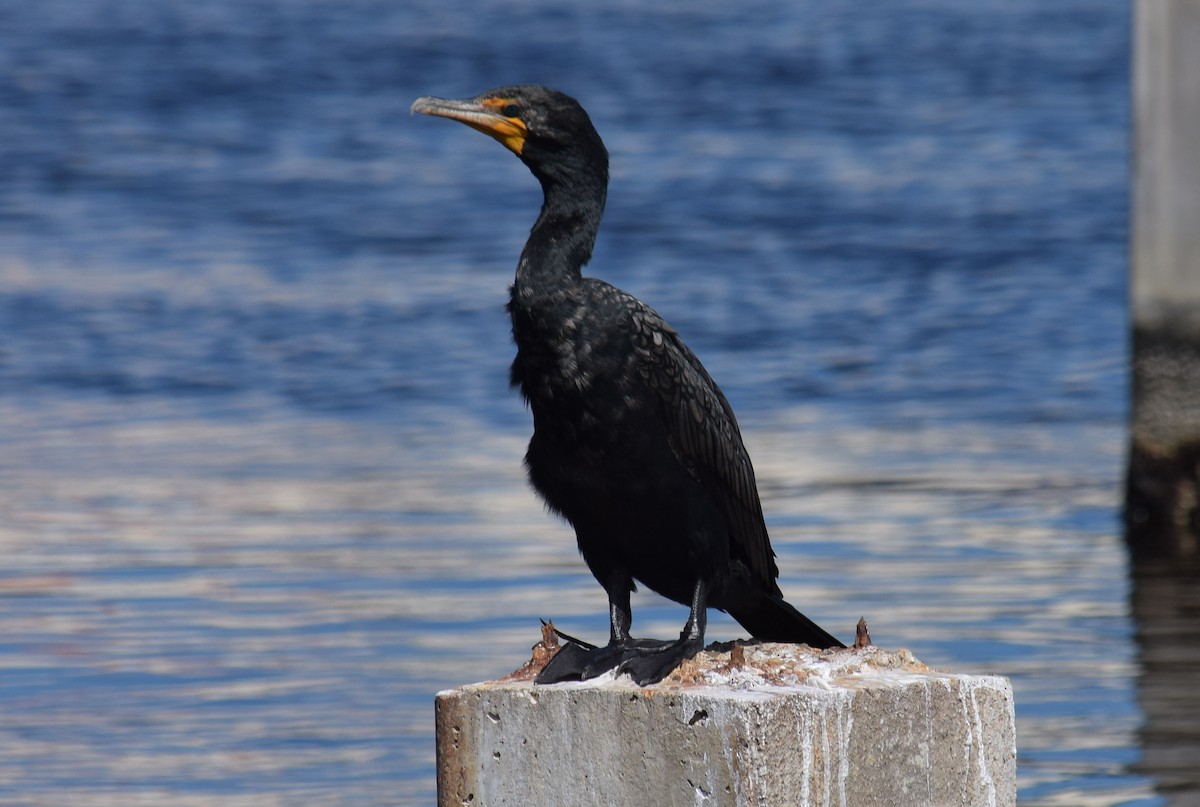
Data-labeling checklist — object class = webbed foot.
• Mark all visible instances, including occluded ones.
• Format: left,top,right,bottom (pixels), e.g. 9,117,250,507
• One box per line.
535,635,703,686
534,639,599,684
615,635,704,685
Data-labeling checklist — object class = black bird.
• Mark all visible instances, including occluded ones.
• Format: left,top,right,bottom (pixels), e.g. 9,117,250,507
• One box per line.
412,85,843,685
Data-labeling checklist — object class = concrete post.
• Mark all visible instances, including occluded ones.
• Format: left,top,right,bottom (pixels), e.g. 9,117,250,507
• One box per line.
435,643,1016,807
1128,0,1200,557
1128,6,1200,797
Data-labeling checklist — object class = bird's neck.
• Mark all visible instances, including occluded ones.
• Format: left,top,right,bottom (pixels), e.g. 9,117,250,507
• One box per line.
514,173,607,293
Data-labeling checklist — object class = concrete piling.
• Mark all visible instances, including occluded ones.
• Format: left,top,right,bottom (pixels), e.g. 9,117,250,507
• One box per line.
1128,0,1200,558
435,643,1015,807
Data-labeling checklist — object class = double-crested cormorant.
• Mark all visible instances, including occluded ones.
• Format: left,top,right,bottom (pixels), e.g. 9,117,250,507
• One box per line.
413,85,843,685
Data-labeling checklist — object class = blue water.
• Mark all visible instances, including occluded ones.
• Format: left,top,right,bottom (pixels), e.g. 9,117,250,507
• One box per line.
1,1,1174,805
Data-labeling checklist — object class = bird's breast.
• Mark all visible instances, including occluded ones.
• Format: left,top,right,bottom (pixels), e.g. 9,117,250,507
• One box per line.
508,294,645,433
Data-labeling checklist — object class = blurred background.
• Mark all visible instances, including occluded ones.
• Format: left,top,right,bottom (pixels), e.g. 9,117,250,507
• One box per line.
2,0,1183,804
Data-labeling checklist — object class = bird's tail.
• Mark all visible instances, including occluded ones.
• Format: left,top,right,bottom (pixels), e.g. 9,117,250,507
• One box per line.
728,593,845,649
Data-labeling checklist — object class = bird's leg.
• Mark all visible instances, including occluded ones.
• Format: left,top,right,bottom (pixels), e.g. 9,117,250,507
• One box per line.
680,577,708,645
607,583,634,644
535,575,636,684
536,578,709,686
615,578,708,685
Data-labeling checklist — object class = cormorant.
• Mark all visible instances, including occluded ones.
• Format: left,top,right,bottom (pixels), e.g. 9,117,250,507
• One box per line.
412,85,843,685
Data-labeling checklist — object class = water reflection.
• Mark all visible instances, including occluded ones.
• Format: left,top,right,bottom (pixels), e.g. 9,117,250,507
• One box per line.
1129,555,1200,804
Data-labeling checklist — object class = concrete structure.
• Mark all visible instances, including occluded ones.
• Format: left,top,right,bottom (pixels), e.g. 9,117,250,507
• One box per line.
1133,0,1200,310
435,643,1015,807
1129,6,1200,795
1128,0,1200,558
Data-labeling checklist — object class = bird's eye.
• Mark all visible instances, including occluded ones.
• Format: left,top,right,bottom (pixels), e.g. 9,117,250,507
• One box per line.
501,103,520,118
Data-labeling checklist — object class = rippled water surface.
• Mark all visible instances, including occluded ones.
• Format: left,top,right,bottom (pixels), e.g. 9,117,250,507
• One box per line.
4,1,1189,805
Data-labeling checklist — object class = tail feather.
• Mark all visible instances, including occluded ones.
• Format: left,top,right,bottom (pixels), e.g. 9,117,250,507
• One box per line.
728,593,844,649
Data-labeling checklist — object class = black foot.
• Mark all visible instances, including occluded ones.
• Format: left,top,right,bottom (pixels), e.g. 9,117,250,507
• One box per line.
534,640,597,684
615,636,703,685
535,636,703,686
535,638,651,684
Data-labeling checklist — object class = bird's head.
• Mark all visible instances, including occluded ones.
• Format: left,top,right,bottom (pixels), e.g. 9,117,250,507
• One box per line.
412,85,608,188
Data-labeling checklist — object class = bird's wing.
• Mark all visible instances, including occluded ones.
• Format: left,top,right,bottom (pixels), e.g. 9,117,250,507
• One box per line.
625,298,779,586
